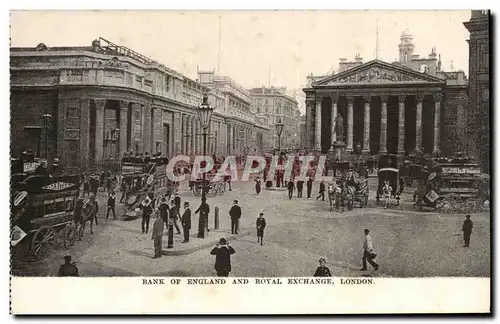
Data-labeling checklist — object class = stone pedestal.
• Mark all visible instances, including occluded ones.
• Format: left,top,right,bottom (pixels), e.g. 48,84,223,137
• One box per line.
332,141,346,162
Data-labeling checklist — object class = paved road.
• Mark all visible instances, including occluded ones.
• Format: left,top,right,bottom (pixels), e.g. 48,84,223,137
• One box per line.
12,178,490,277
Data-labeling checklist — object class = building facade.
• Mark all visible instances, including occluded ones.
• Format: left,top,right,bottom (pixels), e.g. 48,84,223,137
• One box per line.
303,30,468,159
10,38,269,172
464,10,490,173
198,70,272,155
249,87,301,151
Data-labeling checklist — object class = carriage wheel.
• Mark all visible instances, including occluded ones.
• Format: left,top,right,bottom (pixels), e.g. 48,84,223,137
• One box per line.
31,226,56,259
63,223,78,249
193,185,202,196
435,198,445,210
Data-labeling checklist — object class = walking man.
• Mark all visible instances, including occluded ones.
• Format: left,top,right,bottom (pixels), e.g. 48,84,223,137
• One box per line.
287,179,295,200
256,212,266,246
254,177,262,195
361,229,379,271
166,203,175,249
151,210,164,258
210,238,235,277
158,196,170,227
229,200,242,235
296,179,304,198
106,191,116,220
462,215,474,247
181,202,191,243
306,176,313,198
316,180,326,201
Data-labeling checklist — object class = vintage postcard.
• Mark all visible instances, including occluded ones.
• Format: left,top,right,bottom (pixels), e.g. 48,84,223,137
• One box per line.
9,9,491,314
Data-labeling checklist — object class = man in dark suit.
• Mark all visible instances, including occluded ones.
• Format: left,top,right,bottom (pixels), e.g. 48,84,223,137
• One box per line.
306,177,313,198
462,215,474,247
106,191,116,220
181,202,191,243
296,179,304,198
256,213,266,246
229,200,242,234
195,197,210,238
210,238,235,277
287,179,295,200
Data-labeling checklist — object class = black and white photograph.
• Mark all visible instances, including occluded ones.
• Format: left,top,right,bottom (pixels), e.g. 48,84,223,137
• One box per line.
8,8,491,314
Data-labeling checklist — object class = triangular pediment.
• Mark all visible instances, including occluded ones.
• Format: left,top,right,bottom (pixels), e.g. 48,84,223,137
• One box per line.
314,60,445,86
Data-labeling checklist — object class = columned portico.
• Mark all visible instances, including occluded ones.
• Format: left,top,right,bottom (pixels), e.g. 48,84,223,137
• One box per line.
304,60,448,160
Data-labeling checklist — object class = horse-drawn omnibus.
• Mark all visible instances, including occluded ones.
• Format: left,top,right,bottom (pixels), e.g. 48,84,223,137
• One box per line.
11,173,80,261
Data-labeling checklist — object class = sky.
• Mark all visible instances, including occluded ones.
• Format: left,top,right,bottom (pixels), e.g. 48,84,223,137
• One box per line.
10,10,472,111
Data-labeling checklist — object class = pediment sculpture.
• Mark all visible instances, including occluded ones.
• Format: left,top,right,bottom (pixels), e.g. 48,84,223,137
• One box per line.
325,66,427,85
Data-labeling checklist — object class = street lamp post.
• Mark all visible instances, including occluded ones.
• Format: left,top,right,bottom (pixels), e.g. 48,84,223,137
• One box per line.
196,93,214,239
41,113,52,160
275,117,284,154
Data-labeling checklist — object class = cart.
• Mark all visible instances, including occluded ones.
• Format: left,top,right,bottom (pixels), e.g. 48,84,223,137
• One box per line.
11,174,80,261
376,168,401,206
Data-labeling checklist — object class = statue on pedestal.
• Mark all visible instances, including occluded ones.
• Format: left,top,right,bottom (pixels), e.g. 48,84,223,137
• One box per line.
334,113,344,143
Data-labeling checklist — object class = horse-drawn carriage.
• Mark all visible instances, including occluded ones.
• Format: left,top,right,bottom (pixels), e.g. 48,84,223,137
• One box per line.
328,168,369,211
11,174,81,260
190,173,226,197
375,154,402,207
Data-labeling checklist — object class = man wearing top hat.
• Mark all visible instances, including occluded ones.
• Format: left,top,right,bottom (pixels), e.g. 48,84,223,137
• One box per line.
58,255,79,277
210,238,236,277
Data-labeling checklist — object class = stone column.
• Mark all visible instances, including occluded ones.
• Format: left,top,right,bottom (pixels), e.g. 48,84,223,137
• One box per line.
379,95,388,154
415,94,424,153
314,98,322,150
362,96,371,154
346,96,354,152
330,94,338,146
433,93,442,154
119,100,129,158
186,116,192,157
94,98,106,164
142,103,152,154
397,95,406,155
181,114,186,154
305,98,315,149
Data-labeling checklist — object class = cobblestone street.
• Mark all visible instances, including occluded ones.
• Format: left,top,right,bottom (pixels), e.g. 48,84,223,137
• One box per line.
12,178,490,278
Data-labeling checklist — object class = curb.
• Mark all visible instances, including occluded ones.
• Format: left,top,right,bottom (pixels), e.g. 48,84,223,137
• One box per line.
266,187,288,191
161,231,251,256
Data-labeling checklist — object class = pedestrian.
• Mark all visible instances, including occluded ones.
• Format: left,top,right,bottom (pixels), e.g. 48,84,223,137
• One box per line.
462,215,474,247
382,180,392,209
83,177,90,198
210,238,235,277
106,191,116,220
106,176,113,193
58,255,79,277
256,212,266,246
313,258,332,277
158,196,170,227
229,200,242,235
361,229,379,271
287,179,295,200
306,176,313,198
88,193,99,226
181,202,191,243
254,177,262,195
119,180,127,203
141,199,153,234
166,202,175,249
316,180,326,201
151,210,164,258
296,179,304,198
194,197,210,238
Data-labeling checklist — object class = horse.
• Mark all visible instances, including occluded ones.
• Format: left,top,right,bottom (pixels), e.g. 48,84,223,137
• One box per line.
78,197,99,239
340,181,355,211
328,183,343,212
